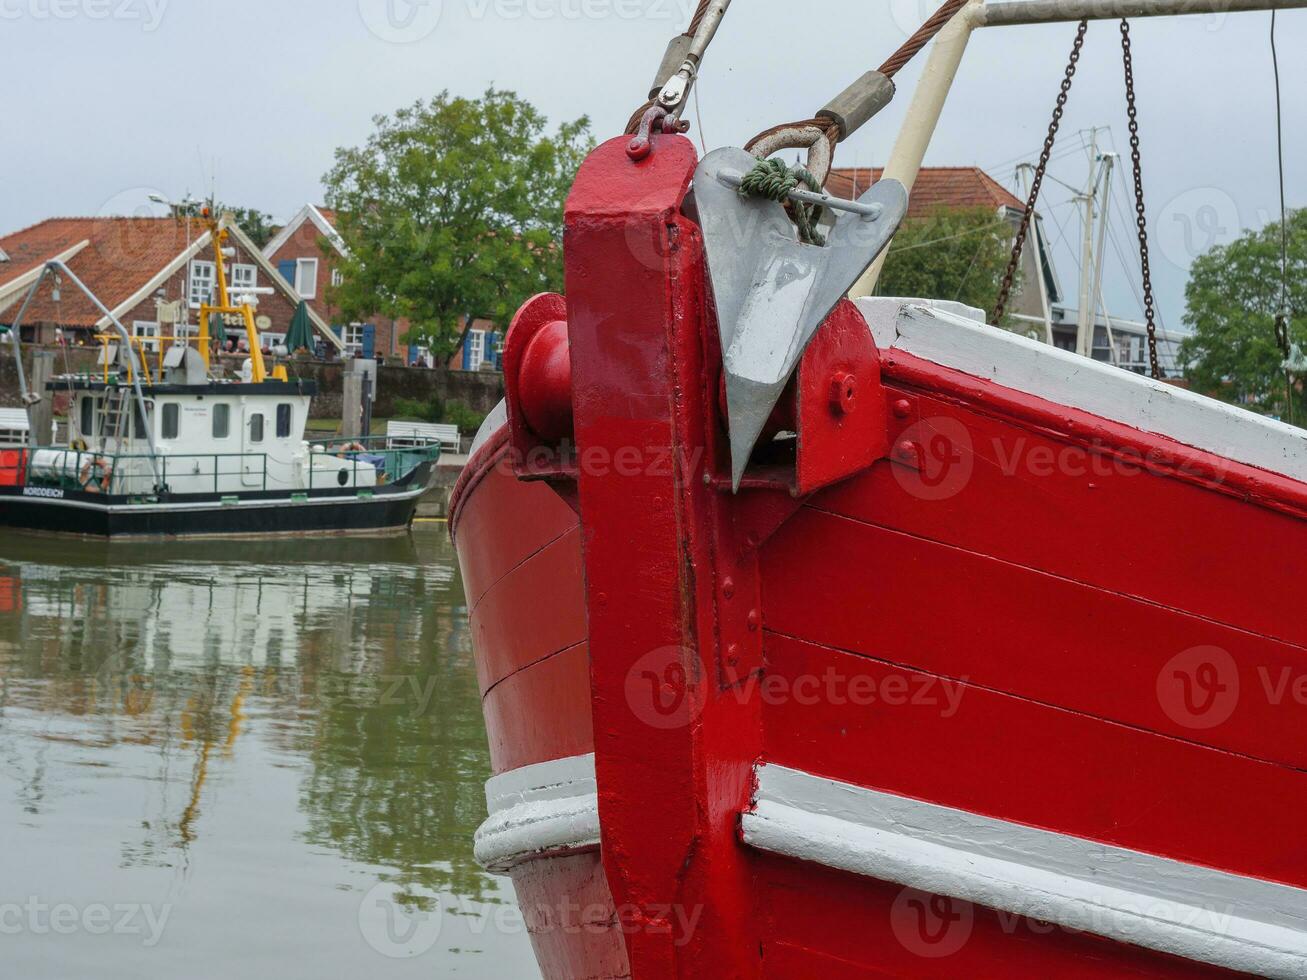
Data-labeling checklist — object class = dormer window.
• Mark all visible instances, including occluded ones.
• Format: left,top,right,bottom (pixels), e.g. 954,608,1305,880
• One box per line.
0,247,9,263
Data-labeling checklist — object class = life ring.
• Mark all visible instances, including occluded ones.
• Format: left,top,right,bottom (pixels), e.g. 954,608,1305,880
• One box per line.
79,455,113,495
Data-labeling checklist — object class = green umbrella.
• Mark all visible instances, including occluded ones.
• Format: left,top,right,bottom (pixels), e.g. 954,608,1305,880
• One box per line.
210,313,229,348
286,301,314,353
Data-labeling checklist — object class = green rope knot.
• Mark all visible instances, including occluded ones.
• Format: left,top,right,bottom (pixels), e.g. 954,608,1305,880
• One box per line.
738,157,827,246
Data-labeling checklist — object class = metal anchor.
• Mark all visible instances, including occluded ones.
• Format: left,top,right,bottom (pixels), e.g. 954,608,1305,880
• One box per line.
688,147,908,490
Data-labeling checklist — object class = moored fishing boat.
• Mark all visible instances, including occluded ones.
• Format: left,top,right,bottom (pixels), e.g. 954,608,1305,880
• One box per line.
0,213,439,538
452,1,1307,976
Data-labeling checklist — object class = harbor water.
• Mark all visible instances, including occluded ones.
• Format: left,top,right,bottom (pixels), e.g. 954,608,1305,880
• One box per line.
0,524,539,978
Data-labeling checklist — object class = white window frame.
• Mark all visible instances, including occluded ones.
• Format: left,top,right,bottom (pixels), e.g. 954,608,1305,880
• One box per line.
229,263,258,291
343,323,365,356
259,332,286,350
132,320,160,353
467,329,486,372
295,258,319,299
188,260,216,309
331,268,344,288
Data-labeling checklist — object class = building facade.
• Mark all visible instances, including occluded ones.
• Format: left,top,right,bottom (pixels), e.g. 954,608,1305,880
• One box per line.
0,214,341,356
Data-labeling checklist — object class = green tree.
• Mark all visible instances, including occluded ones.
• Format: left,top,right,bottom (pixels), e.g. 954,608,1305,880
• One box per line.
1179,209,1306,425
322,89,592,358
877,206,1016,319
225,206,278,249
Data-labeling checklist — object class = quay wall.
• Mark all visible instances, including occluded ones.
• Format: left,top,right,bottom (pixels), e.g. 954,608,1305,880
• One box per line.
0,345,503,422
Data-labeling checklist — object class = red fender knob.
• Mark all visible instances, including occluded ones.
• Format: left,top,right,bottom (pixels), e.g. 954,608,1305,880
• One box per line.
518,319,573,443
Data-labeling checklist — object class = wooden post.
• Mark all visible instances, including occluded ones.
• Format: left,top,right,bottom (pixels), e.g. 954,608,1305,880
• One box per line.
27,350,55,446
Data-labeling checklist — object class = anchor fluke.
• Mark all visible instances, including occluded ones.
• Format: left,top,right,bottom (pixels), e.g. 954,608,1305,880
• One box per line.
689,147,908,490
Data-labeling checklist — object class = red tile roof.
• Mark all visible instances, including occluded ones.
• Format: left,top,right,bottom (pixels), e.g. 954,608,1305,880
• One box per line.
0,217,197,327
316,207,338,227
826,167,1024,218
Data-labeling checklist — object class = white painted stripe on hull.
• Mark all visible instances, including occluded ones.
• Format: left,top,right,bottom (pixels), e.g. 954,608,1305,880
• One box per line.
2,485,426,515
856,297,1307,486
744,763,1307,978
474,754,600,875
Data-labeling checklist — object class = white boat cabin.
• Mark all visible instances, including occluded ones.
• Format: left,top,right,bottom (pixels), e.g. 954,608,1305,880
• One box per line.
33,379,377,496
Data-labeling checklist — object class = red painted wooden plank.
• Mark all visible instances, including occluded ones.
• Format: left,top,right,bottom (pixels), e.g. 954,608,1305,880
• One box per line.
757,856,1246,978
481,643,594,775
453,448,579,612
761,632,1307,889
763,506,1307,772
816,382,1307,650
469,527,587,697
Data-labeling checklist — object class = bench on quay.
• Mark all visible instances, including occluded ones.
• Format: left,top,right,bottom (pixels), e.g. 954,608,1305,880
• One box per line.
386,420,461,454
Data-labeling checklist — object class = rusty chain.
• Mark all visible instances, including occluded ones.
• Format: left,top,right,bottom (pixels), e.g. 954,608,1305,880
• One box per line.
1121,19,1162,380
991,20,1088,326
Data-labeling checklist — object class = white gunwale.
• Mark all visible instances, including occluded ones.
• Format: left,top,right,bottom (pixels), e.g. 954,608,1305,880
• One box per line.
859,297,1307,486
743,763,1307,979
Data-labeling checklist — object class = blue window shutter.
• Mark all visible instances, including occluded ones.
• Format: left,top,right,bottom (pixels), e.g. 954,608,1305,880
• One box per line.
408,344,418,366
486,332,498,368
461,335,472,371
362,323,376,359
278,260,296,286
331,324,343,338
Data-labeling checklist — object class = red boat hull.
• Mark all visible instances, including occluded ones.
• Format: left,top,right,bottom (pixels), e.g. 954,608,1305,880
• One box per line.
452,134,1307,979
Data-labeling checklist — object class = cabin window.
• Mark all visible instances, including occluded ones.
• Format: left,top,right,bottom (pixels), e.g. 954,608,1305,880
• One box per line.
276,404,292,439
133,401,151,440
213,404,230,439
78,397,94,438
161,403,180,440
229,264,257,291
295,259,318,299
188,261,216,308
249,414,264,444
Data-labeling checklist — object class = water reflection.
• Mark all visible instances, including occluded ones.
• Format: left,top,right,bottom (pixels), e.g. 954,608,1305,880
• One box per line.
0,527,534,978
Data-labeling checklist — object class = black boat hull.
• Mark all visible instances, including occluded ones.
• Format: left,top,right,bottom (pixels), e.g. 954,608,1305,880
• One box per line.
0,483,429,538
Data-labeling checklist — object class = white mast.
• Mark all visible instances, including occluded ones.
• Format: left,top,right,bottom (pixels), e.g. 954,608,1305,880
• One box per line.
1075,128,1100,357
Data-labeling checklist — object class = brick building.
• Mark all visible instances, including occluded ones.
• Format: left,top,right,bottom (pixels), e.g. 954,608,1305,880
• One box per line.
0,214,342,355
263,204,409,361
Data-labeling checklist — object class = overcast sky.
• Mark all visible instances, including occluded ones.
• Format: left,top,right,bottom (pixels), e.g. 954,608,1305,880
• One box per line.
3,0,1302,328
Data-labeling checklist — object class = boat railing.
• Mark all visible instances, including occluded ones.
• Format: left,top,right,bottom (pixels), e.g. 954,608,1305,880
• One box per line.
20,448,273,496
7,438,438,496
305,436,441,488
